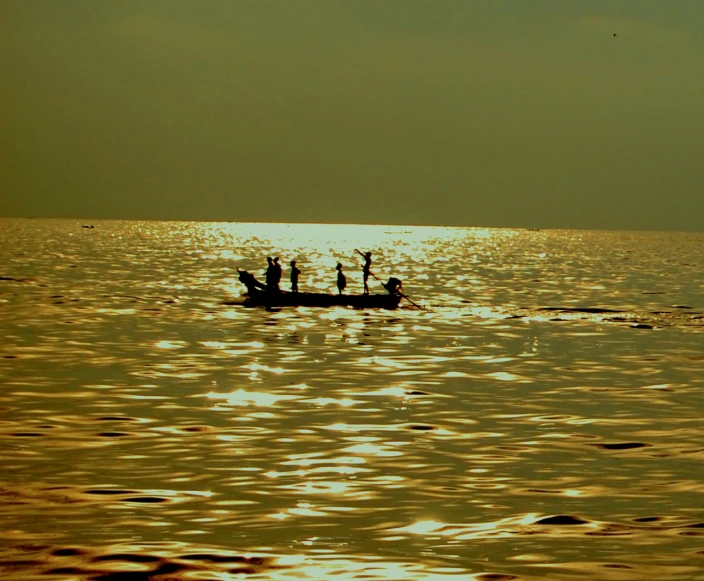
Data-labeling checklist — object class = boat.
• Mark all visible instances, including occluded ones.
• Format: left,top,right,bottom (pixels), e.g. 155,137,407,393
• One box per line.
242,287,402,309
236,269,403,309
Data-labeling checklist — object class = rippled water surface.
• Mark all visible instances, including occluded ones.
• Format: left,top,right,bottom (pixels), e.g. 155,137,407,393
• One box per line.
1,218,703,580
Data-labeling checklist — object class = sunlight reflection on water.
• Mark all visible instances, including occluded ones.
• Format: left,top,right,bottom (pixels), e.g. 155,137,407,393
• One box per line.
0,219,703,580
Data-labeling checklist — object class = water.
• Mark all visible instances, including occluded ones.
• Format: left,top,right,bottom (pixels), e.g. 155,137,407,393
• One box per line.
1,218,703,580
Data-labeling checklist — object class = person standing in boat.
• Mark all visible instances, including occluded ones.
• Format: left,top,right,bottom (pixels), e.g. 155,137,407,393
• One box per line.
265,257,275,291
336,263,347,295
362,251,372,294
273,257,283,291
290,260,301,293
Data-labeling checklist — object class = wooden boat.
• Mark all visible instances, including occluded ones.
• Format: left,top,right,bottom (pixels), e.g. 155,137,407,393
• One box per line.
237,270,402,309
243,287,402,309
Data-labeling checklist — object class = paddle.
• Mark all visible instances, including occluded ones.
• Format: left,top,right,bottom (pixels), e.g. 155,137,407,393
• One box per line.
354,249,427,311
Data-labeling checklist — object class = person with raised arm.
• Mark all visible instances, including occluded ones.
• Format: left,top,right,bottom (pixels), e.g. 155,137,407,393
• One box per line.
355,249,373,294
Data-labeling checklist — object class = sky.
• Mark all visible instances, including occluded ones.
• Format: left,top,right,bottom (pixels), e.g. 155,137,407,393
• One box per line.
2,1,703,231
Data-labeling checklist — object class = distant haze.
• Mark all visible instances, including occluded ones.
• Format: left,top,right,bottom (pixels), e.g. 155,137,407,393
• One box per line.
2,1,703,231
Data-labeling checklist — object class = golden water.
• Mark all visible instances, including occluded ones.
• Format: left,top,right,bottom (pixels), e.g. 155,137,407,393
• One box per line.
1,219,703,580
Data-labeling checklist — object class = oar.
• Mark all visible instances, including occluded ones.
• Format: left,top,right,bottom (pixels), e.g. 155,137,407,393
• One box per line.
396,287,426,310
354,249,427,311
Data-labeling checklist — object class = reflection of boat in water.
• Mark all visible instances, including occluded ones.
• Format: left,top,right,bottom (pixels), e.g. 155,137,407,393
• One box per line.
237,270,402,309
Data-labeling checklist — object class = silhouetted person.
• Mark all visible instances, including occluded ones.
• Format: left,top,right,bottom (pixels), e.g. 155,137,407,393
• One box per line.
265,257,275,291
273,257,282,291
290,260,301,293
336,263,347,295
362,251,372,294
237,268,267,292
384,277,403,296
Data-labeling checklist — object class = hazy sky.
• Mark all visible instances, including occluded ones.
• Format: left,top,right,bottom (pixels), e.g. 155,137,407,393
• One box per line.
2,1,703,230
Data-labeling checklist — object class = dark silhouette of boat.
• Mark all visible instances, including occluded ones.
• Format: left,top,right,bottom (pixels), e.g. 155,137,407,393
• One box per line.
237,269,402,309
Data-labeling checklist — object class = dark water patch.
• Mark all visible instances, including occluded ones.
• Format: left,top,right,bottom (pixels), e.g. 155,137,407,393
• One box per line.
631,323,653,329
633,516,662,523
84,489,138,496
180,425,211,432
405,390,429,395
52,548,88,556
95,416,137,422
97,432,131,438
591,442,651,450
476,575,518,581
603,563,633,569
408,424,436,431
3,355,18,358
535,515,589,525
123,496,169,504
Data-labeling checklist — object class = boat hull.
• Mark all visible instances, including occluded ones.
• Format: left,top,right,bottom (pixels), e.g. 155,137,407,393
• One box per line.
243,289,402,309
